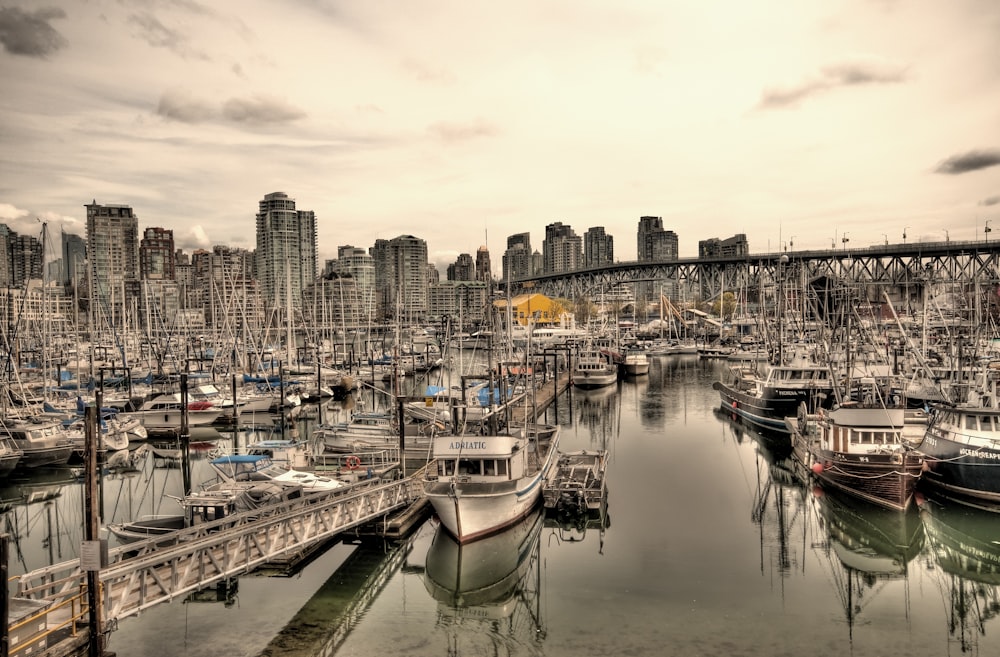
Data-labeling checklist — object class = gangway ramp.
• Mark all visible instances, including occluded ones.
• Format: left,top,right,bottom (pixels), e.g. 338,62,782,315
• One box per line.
15,477,423,625
684,307,723,328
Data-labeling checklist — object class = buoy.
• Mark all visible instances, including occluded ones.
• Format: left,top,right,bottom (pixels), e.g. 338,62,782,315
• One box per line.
812,485,824,498
811,462,824,474
731,401,738,409
914,492,926,507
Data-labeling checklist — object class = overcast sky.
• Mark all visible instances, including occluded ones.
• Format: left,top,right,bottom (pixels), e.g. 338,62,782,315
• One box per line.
1,0,998,272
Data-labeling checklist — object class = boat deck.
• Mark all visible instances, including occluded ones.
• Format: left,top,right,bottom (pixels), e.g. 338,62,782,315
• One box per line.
543,449,608,515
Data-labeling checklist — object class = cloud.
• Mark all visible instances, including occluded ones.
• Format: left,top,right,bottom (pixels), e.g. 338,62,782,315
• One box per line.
757,57,907,109
0,202,31,222
156,89,216,123
401,57,455,83
222,95,306,124
0,6,67,58
428,118,499,143
127,11,209,60
980,195,1000,206
934,149,1000,175
177,225,212,250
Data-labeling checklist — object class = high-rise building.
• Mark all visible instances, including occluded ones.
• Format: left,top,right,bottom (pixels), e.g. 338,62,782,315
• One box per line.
584,227,614,267
635,215,680,308
502,232,533,282
0,224,11,288
9,232,43,287
699,234,749,258
370,234,428,322
61,231,86,289
254,191,317,311
323,245,376,326
475,245,492,282
542,222,582,274
86,201,140,325
447,253,475,281
637,216,678,261
139,227,175,280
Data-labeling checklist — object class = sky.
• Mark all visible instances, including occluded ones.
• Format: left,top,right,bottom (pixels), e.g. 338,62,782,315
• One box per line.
1,0,998,273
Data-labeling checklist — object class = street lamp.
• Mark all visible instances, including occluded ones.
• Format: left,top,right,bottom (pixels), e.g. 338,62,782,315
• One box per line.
903,226,908,244
882,234,888,245
841,233,850,249
789,236,795,251
987,219,992,243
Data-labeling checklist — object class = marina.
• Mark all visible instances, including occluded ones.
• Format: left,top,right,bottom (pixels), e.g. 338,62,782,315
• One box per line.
2,351,999,657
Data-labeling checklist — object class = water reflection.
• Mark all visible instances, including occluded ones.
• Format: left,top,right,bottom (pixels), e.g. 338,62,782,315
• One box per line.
423,507,546,655
919,497,1000,653
809,489,924,641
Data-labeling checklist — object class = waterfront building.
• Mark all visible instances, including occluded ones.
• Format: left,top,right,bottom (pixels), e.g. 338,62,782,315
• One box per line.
636,215,679,310
502,232,534,282
139,227,175,281
254,191,317,313
323,246,376,326
447,253,475,281
493,292,563,327
543,222,582,274
584,226,614,267
370,234,428,323
8,231,43,288
699,234,749,258
0,224,11,288
428,280,489,326
192,246,259,331
61,231,86,290
475,245,492,282
86,201,140,329
304,273,368,334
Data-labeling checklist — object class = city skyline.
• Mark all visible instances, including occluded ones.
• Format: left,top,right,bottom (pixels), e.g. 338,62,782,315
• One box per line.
1,1,998,268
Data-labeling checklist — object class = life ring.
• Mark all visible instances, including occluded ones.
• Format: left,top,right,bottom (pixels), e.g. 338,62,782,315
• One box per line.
346,455,362,470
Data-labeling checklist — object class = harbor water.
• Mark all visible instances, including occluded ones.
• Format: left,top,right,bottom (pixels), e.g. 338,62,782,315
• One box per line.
4,355,999,657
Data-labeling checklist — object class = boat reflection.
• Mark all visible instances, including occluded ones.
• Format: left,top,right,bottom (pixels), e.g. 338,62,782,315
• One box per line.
423,505,546,652
810,488,924,641
716,408,808,578
919,497,1000,653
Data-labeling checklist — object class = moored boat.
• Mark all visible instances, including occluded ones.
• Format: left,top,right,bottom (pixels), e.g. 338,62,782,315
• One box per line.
915,370,1000,508
714,360,834,432
423,423,559,543
572,351,618,390
788,396,925,511
1,416,75,468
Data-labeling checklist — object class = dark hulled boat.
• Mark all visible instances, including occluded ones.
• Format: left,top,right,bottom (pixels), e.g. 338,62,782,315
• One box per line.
713,361,834,433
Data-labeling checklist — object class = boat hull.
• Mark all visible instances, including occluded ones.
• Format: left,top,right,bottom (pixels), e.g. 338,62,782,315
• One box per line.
918,432,1000,507
793,432,922,511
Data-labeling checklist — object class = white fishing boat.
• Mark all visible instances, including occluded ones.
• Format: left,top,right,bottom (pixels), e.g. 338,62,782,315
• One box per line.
621,351,650,376
572,351,618,389
423,423,559,543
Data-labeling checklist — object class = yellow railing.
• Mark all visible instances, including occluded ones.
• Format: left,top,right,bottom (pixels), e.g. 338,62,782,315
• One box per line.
7,585,92,656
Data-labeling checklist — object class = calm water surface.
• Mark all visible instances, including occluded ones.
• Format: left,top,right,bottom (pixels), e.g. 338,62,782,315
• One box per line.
4,356,999,657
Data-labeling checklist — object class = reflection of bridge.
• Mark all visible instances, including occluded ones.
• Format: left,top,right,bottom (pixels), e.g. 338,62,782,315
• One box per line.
505,240,1000,299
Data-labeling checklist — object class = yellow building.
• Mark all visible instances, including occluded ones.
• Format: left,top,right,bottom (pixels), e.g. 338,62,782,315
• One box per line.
493,293,566,326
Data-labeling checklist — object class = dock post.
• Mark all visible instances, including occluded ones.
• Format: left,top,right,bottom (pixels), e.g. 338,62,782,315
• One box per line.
84,405,107,657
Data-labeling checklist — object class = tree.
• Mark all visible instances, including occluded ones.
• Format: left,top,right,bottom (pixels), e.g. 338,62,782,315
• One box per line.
713,291,736,320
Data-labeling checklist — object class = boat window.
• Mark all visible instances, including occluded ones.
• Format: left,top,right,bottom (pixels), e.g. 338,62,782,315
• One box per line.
438,460,456,477
980,415,994,431
966,415,978,431
458,458,480,475
498,459,508,476
483,459,496,476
